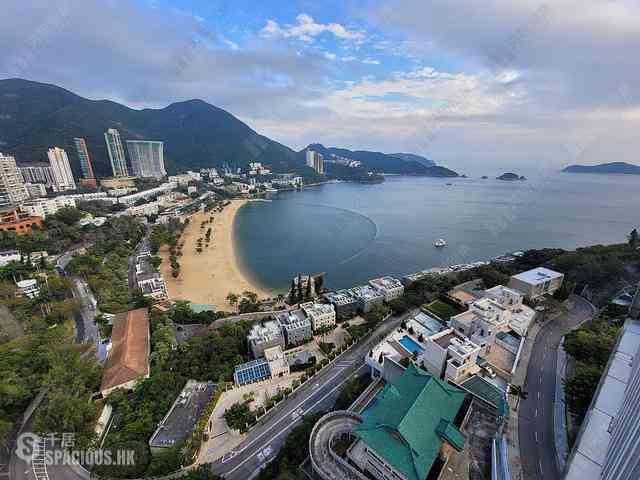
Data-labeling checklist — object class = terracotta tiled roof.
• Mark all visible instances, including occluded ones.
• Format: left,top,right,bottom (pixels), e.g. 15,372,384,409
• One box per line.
100,308,150,394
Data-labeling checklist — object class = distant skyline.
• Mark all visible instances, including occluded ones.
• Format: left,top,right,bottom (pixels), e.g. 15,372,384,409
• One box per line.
1,0,639,175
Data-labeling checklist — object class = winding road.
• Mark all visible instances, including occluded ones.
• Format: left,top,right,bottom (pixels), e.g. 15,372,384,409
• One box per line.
518,295,595,480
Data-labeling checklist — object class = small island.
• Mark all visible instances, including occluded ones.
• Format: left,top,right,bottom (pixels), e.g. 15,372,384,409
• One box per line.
562,162,640,175
497,172,526,181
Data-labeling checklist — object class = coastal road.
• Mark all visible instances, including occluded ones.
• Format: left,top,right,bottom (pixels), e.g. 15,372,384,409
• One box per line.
518,295,595,480
209,309,415,480
21,309,415,480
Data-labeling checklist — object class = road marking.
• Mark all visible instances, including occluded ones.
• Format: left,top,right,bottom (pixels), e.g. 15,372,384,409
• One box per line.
225,363,368,475
539,376,543,385
539,460,544,476
535,431,538,443
537,391,541,400
535,409,538,418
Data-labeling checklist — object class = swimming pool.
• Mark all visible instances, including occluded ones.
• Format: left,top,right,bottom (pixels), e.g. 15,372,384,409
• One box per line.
399,335,424,354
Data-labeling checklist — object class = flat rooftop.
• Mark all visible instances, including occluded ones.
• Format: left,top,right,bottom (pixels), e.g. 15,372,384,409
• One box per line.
248,320,282,341
349,285,383,301
149,381,216,448
412,312,446,335
369,276,403,290
511,267,563,285
434,331,457,349
324,290,357,306
275,309,309,328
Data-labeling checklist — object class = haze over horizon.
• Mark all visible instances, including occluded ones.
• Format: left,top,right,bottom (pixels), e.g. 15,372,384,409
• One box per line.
2,0,639,176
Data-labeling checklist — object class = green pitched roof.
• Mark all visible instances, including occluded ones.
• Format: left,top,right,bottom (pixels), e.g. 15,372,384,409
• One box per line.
354,364,467,480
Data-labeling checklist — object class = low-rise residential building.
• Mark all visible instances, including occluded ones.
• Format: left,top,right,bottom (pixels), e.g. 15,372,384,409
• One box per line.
422,329,481,384
348,364,469,480
168,174,194,186
100,176,137,189
484,284,536,336
24,183,47,198
125,202,160,217
271,174,303,188
369,276,404,302
157,191,188,207
134,242,167,299
0,249,21,266
0,208,44,235
137,272,167,299
508,267,564,300
16,279,39,298
248,320,285,358
78,215,107,227
20,196,76,219
117,182,177,206
108,187,137,197
323,290,359,320
275,309,312,346
63,192,109,202
264,345,289,378
450,298,510,353
348,285,384,313
100,308,150,397
300,302,336,331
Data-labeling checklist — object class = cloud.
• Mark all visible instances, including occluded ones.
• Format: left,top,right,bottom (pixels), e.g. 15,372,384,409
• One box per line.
324,52,337,60
372,0,640,111
0,0,329,122
223,38,239,51
260,13,366,44
362,58,380,65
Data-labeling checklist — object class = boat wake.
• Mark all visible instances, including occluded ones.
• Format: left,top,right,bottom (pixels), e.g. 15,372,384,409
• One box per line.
292,202,380,267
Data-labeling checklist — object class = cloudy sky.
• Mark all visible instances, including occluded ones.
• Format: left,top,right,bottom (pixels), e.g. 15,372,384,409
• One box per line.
2,0,639,175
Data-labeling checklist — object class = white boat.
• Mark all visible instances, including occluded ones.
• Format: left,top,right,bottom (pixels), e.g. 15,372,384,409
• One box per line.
434,239,447,248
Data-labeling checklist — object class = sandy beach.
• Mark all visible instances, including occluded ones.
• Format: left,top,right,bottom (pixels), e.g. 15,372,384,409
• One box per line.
160,199,271,309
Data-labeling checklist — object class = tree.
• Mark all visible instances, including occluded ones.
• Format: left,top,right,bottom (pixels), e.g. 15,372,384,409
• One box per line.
297,274,303,302
305,277,312,300
628,228,639,249
289,278,297,304
564,363,602,421
226,293,239,312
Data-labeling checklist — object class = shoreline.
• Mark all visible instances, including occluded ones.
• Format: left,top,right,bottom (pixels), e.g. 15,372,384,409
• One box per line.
160,199,274,310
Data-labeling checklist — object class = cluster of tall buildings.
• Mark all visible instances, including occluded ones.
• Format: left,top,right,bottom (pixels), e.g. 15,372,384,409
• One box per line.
104,128,166,179
306,149,324,174
0,128,167,209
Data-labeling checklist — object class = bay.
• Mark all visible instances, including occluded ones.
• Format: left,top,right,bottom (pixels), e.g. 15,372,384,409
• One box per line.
233,174,639,292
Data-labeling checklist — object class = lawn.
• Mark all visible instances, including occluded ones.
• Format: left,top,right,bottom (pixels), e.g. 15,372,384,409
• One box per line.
422,299,463,322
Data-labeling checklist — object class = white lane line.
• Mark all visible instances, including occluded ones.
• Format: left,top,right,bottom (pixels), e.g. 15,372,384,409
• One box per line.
539,460,544,476
226,364,368,475
539,376,543,385
535,408,538,418
535,431,539,443
537,391,541,400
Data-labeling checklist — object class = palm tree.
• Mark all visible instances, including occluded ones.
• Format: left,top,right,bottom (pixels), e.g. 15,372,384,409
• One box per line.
508,384,528,411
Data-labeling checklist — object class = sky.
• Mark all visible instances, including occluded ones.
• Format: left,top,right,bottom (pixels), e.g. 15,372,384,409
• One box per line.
1,0,640,175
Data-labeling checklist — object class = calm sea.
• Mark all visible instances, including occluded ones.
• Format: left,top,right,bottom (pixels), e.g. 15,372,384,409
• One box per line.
233,174,640,292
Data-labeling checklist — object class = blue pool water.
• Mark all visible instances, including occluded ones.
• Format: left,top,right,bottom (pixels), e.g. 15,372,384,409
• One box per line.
399,335,424,354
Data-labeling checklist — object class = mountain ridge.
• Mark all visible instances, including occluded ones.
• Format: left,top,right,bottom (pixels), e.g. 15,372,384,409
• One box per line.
0,78,455,179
